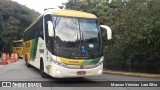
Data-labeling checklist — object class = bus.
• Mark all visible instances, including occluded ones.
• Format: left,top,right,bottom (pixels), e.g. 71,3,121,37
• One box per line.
12,39,24,58
23,9,112,78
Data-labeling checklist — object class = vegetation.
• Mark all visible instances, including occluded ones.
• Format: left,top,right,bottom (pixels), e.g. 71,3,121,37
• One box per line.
0,0,39,53
66,0,160,73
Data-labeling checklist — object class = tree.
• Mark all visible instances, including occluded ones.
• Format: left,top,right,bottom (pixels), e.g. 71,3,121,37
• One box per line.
0,0,40,53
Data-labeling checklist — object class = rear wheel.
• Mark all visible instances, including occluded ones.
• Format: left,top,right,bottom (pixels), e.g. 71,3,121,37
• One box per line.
25,55,31,68
40,59,48,78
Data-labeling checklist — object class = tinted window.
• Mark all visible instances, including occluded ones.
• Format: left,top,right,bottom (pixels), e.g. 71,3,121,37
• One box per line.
24,18,44,41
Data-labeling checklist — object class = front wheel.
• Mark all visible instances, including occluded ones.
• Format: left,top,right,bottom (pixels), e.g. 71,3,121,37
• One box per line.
40,60,48,78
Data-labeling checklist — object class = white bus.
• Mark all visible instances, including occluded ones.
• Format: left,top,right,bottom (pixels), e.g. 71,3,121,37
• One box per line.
23,9,112,78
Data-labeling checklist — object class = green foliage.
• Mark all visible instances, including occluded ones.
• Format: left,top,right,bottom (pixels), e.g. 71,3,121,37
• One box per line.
0,0,40,53
66,0,160,73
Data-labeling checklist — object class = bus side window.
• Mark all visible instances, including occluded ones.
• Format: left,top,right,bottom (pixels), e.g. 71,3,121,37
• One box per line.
38,18,44,39
44,15,54,53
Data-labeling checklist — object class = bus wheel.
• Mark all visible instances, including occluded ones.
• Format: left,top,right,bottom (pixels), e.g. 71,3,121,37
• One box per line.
40,60,48,78
25,55,31,68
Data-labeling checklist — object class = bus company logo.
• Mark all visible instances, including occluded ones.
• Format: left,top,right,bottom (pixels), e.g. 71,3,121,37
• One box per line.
25,42,30,48
80,65,84,69
16,48,21,50
69,61,79,64
2,82,11,87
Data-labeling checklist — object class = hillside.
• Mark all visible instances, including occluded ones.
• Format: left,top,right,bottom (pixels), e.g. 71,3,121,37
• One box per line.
0,0,40,52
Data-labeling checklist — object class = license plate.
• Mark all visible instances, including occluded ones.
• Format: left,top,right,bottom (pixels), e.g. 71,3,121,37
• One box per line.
77,71,86,75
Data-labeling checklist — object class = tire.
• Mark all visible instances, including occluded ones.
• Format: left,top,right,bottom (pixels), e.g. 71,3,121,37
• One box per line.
17,54,20,58
40,60,48,78
25,55,31,68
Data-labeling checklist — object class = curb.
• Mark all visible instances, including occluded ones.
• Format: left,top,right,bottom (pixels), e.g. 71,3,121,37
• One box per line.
103,70,160,78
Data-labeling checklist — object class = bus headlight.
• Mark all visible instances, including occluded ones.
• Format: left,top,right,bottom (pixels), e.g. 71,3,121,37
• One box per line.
50,58,65,66
97,69,102,74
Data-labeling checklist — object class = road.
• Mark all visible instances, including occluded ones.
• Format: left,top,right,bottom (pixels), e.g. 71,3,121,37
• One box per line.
0,59,159,90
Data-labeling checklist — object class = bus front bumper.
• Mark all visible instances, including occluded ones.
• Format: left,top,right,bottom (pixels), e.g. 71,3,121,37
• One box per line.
50,63,103,78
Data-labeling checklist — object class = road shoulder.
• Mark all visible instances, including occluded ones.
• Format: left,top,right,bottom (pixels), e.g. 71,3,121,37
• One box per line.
103,70,160,78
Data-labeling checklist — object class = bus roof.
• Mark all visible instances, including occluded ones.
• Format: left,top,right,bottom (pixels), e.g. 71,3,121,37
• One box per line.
45,9,97,19
13,39,23,43
24,9,97,32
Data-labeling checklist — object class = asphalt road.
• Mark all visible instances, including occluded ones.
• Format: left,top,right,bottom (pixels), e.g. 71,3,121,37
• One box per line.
0,59,159,90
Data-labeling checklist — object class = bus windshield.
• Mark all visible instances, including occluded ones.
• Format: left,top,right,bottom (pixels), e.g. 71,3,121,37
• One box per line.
13,42,23,47
52,17,102,59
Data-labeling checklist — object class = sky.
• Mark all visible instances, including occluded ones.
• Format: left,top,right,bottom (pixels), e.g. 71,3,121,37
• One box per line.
11,0,68,14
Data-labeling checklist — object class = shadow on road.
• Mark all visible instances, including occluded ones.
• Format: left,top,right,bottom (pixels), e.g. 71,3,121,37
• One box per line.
49,77,100,87
52,77,96,82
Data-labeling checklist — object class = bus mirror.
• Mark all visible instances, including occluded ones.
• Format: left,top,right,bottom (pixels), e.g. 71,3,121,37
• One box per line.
100,25,112,40
47,21,54,37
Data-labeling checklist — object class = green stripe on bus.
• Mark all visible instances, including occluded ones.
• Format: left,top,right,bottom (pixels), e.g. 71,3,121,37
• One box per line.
82,57,101,64
31,38,39,60
82,60,92,65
